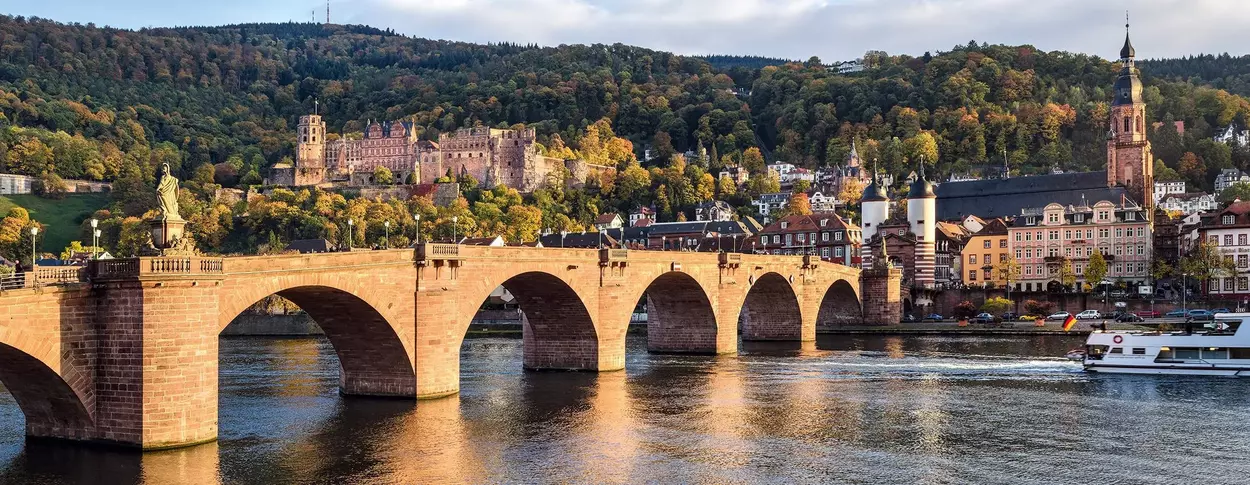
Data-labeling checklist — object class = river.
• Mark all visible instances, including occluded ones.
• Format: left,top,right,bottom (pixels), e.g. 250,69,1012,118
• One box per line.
1,334,1249,484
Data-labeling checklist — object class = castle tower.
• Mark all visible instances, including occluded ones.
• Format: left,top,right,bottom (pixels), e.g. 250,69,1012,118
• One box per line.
1106,20,1153,218
297,114,326,169
907,159,937,287
860,163,890,267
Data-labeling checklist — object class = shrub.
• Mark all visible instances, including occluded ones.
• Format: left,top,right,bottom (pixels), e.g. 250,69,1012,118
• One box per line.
1024,299,1055,316
953,301,978,320
981,297,1012,315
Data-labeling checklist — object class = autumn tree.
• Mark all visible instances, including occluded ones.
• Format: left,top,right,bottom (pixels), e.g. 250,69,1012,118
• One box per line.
1181,239,1236,291
775,192,812,218
1085,251,1108,293
837,179,865,205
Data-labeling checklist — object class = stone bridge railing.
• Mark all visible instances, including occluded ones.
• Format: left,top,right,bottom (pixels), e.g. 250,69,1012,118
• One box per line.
90,257,226,280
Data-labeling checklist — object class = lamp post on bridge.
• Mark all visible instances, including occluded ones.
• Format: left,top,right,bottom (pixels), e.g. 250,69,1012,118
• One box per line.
661,236,666,251
90,218,99,259
346,219,354,250
452,216,459,243
560,230,567,248
30,227,38,266
733,234,739,253
384,221,390,249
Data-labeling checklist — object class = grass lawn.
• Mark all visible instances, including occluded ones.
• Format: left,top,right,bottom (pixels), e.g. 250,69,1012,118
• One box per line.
0,193,111,256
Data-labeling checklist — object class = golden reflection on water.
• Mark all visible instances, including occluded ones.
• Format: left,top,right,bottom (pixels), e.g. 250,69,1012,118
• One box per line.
386,395,488,484
272,339,325,397
574,371,638,484
141,440,221,485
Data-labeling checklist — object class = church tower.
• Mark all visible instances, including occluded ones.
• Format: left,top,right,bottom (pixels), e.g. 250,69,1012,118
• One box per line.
1106,20,1153,215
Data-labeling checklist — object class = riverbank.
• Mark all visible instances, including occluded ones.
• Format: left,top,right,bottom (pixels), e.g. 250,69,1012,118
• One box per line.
222,314,1152,338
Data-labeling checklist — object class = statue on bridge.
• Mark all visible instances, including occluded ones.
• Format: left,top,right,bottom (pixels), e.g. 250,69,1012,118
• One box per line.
156,163,182,221
143,163,198,256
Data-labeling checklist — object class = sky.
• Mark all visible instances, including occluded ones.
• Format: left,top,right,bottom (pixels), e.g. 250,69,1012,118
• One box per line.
8,0,1249,61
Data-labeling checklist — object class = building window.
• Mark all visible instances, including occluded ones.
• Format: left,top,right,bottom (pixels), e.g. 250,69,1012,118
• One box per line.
969,270,977,281
999,239,1007,248
984,253,991,264
835,232,843,241
1116,228,1123,238
1015,233,1022,242
797,233,805,243
821,247,830,258
1224,215,1236,225
822,232,829,242
835,247,844,257
1225,278,1236,291
1024,232,1031,241
1048,213,1058,223
1115,246,1123,256
1138,245,1145,255
1025,266,1032,276
1049,248,1058,257
1074,214,1085,223
1064,230,1071,240
810,233,816,243
1076,264,1084,275
781,222,788,229
1015,249,1022,259
1065,247,1072,257
984,269,992,279
1212,235,1220,245
1226,235,1235,246
1000,254,1007,262
1241,277,1249,292
1125,212,1135,221
1086,229,1093,239
970,255,978,264
1050,231,1059,241
983,240,991,249
1241,234,1248,246
773,235,780,244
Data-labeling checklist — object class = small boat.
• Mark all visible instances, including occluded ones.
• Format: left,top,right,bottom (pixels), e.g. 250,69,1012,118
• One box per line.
1082,312,1250,375
1065,348,1086,361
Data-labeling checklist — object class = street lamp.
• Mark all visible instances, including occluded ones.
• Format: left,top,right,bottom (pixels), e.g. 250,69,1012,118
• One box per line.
347,219,354,250
90,218,99,260
560,231,568,248
733,234,739,253
414,213,421,245
30,227,38,266
384,221,390,248
452,216,459,243
661,236,666,251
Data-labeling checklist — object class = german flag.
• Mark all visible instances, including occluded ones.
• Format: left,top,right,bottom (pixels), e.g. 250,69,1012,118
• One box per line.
1062,313,1078,332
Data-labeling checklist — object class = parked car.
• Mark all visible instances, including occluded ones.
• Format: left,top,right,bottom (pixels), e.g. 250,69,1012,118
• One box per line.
1046,311,1072,321
1186,309,1215,322
1115,313,1145,323
1075,310,1102,320
1002,312,1019,321
1212,308,1230,314
971,312,995,324
922,313,944,322
1133,310,1161,318
903,314,917,323
1165,309,1188,318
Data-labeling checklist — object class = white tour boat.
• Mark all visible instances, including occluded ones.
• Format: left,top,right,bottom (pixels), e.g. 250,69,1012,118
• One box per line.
1082,313,1250,376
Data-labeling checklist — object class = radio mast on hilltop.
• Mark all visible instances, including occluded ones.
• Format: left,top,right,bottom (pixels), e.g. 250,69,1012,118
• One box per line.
326,0,331,24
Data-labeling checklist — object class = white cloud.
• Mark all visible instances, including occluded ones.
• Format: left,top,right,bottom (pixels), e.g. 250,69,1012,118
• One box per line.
346,0,1250,61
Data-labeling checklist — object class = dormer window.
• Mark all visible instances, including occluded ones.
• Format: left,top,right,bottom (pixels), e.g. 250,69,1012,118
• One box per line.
1224,215,1236,225
1125,212,1135,221
780,222,789,229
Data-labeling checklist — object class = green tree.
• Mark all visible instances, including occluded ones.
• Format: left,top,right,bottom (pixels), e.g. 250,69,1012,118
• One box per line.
1181,239,1236,290
1085,251,1108,293
1219,182,1250,204
792,179,812,194
981,297,1012,316
373,166,395,185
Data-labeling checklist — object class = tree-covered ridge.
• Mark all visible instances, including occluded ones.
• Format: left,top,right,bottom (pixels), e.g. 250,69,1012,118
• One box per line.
0,15,756,185
750,43,1250,193
1141,54,1250,99
698,55,794,70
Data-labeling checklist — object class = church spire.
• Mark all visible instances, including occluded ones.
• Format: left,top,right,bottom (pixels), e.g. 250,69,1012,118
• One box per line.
1120,12,1135,60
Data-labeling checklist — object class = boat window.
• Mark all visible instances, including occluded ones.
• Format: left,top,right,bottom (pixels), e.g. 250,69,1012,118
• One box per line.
1203,348,1230,360
1174,348,1201,359
1158,348,1174,360
1132,348,1146,355
1214,320,1241,335
1231,348,1250,359
1109,347,1123,354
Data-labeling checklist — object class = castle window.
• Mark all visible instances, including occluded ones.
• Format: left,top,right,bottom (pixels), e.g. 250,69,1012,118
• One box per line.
1123,117,1131,133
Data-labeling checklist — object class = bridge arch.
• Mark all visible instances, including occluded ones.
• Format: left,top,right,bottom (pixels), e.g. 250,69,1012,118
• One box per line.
817,278,863,327
0,327,93,439
633,271,719,354
221,284,415,397
464,271,600,371
740,272,804,341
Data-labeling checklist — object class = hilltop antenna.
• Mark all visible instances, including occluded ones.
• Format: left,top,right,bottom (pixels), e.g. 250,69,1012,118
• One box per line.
311,10,315,23
327,0,331,24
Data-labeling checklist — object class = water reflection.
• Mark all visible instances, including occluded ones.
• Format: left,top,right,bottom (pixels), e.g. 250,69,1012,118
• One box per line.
2,334,1250,483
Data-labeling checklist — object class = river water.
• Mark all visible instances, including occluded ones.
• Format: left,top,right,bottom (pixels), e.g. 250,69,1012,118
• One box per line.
1,334,1249,484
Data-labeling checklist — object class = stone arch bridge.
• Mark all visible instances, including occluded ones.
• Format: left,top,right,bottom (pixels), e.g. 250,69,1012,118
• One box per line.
0,245,897,449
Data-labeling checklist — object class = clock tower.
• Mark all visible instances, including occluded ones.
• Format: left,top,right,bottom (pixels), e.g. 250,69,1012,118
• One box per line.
1106,21,1153,217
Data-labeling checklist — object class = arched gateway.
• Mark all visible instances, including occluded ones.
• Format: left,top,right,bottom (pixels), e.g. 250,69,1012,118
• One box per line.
0,244,884,450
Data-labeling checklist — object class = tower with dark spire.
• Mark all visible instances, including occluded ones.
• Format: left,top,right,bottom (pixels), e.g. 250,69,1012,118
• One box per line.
1107,14,1154,220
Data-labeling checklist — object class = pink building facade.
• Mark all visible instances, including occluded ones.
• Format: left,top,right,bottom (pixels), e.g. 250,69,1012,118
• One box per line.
1008,200,1152,292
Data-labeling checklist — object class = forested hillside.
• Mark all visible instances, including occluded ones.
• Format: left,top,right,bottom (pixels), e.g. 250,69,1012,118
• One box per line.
0,15,1249,259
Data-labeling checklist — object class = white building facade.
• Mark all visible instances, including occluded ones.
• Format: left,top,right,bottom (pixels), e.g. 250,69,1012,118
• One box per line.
1159,193,1217,215
1153,180,1186,203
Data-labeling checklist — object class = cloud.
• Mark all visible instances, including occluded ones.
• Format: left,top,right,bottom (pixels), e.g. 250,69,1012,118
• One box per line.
347,0,1250,61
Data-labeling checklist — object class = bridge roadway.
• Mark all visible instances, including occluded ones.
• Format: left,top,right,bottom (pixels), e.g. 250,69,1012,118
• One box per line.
0,244,879,450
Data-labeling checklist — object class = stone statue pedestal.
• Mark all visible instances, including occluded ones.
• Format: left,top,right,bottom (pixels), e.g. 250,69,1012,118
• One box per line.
151,218,186,249
143,218,198,256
